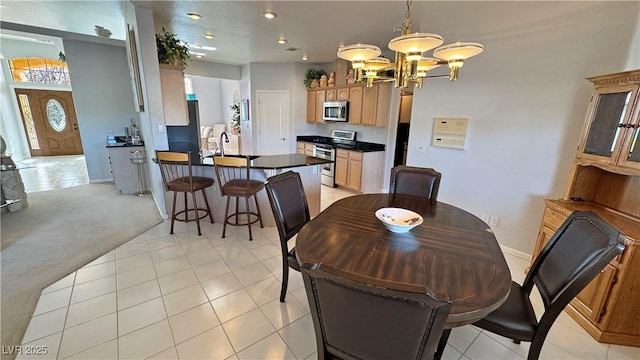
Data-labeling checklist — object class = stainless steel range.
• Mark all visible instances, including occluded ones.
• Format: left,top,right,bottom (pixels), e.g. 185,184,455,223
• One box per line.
312,129,356,187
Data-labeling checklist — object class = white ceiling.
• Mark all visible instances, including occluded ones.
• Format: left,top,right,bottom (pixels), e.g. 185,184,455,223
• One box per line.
0,1,633,65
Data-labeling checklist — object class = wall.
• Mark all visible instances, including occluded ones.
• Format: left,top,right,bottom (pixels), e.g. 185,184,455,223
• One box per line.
406,2,639,255
187,75,239,129
64,40,138,182
186,59,241,81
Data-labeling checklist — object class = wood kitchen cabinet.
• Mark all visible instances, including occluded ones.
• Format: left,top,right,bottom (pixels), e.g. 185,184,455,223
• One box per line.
335,149,385,193
348,86,363,125
531,69,640,346
305,83,390,127
296,141,314,156
361,83,391,127
306,91,316,123
159,64,189,126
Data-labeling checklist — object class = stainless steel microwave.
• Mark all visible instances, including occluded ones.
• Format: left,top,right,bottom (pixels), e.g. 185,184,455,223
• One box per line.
323,101,349,122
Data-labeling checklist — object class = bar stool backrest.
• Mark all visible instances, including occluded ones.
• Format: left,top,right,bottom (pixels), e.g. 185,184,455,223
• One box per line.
212,156,251,196
156,151,193,192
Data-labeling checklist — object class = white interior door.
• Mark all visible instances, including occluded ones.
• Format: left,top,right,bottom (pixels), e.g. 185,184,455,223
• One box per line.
257,91,289,155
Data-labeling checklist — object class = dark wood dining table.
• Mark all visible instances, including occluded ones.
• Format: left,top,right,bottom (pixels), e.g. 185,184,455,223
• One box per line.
295,193,512,329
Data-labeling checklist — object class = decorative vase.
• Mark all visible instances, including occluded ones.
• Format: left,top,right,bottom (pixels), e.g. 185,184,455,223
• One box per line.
310,79,319,88
328,72,335,86
168,56,181,66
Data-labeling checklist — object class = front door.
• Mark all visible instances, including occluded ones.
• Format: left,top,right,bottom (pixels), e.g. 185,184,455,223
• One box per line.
15,89,83,156
256,90,289,155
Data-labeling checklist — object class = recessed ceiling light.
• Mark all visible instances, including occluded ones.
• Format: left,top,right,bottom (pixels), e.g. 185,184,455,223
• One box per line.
196,55,203,59
191,51,206,56
203,33,215,39
302,55,308,61
193,44,202,49
262,11,277,19
187,12,202,20
277,38,287,45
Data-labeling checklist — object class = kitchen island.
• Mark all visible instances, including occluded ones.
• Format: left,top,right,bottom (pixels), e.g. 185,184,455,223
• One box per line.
157,147,332,228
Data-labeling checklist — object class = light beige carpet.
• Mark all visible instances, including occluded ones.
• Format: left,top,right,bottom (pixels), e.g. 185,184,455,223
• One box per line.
0,183,162,358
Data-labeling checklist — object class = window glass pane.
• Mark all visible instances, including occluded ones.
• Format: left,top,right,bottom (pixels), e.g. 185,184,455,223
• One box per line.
583,92,630,157
8,57,69,85
46,99,67,132
18,94,40,150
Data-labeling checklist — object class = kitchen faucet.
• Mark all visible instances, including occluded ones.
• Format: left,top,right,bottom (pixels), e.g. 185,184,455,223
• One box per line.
219,131,229,156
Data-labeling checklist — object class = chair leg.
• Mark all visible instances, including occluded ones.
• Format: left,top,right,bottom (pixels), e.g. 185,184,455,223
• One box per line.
254,194,263,228
184,192,188,222
434,328,451,360
235,197,240,225
192,191,202,236
246,196,253,241
527,336,544,360
170,191,178,234
280,264,289,302
222,196,231,238
201,189,214,223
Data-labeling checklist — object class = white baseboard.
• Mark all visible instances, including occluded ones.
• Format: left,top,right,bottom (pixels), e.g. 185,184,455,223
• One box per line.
89,178,113,183
500,245,532,261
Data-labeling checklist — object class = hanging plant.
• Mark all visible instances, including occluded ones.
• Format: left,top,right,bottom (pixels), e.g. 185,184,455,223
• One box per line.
230,103,241,135
155,27,191,66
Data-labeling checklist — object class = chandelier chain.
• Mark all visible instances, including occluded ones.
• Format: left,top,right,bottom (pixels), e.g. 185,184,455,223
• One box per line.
403,0,412,30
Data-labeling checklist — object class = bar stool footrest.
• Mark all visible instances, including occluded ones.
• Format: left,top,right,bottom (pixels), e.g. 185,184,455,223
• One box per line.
225,211,262,227
174,208,212,223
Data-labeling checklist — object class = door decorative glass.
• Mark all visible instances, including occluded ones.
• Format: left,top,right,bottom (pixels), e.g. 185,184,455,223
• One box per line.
46,99,67,132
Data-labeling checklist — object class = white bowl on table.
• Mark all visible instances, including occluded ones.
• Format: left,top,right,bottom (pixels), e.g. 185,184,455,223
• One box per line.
375,207,424,233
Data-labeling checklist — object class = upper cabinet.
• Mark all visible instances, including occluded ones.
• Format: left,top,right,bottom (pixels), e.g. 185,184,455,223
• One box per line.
577,70,640,174
306,83,390,127
159,64,189,126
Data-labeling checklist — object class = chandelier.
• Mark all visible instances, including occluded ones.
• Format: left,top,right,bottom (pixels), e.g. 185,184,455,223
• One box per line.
337,0,483,88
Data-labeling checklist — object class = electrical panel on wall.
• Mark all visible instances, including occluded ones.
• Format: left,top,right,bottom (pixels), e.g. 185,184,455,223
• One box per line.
431,118,469,150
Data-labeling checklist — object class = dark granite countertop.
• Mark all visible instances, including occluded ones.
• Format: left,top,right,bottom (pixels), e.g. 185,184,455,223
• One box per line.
157,142,333,170
105,142,145,148
296,135,385,152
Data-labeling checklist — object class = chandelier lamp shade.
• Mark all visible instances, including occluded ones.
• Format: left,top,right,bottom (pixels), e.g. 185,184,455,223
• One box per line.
337,0,483,88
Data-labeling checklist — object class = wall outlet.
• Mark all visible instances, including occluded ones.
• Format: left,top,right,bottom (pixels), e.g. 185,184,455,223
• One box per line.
489,216,499,227
157,124,164,133
480,214,490,224
416,145,427,154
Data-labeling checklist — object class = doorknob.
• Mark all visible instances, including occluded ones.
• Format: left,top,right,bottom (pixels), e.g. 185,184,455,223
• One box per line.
280,138,286,141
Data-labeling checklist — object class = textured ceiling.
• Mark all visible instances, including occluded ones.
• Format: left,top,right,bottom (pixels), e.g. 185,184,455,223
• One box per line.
0,1,634,66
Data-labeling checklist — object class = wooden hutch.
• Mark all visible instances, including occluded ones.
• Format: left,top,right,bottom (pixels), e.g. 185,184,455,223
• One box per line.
531,69,640,346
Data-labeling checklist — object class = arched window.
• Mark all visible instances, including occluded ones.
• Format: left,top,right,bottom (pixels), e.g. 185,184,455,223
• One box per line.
8,57,70,85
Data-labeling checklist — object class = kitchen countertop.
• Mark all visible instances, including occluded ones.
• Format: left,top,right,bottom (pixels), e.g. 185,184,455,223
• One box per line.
157,142,333,170
296,135,385,152
105,142,144,148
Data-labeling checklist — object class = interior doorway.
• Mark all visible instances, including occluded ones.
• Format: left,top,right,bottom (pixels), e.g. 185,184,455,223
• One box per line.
256,90,289,155
393,92,413,166
14,89,83,156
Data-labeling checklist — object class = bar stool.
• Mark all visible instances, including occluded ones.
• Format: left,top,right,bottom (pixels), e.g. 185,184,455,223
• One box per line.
212,155,264,240
156,151,215,235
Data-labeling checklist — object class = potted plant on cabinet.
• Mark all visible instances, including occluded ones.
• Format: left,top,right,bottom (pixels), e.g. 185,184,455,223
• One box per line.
155,27,191,66
304,68,327,89
230,103,241,135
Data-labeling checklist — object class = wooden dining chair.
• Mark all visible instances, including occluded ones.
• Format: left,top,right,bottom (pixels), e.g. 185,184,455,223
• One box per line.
155,151,215,236
473,211,625,360
389,165,441,203
264,171,310,302
212,155,264,240
301,262,452,360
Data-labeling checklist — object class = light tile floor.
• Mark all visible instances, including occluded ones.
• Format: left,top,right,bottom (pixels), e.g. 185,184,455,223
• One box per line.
16,155,89,193
18,185,640,360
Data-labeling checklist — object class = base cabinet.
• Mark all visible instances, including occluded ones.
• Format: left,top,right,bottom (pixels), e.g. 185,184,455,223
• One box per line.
107,146,148,195
335,149,384,193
